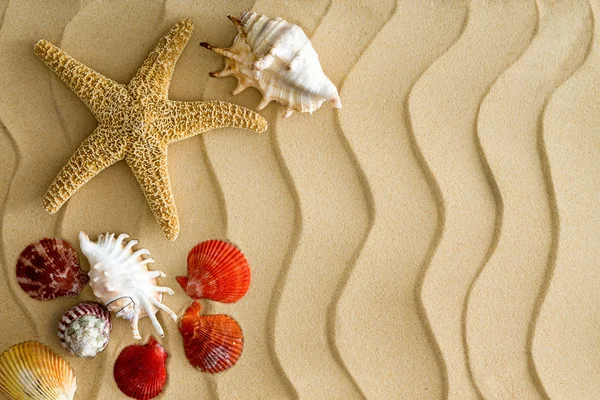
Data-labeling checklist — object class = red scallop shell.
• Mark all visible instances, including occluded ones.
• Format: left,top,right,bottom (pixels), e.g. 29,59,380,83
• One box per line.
176,240,250,303
114,336,167,400
179,301,244,374
16,238,89,301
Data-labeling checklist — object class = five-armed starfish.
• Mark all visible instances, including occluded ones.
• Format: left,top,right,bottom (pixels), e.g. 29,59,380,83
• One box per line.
35,19,267,240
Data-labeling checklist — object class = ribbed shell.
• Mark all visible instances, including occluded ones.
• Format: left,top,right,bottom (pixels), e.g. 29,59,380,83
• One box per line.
179,301,243,374
200,11,341,118
113,337,167,400
176,240,250,303
16,238,89,301
57,302,111,357
0,341,77,400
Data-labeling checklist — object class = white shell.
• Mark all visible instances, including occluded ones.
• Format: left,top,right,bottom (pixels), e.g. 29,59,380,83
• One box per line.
78,232,177,340
201,11,341,118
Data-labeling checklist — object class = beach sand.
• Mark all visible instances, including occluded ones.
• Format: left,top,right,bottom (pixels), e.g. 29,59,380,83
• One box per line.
1,0,600,399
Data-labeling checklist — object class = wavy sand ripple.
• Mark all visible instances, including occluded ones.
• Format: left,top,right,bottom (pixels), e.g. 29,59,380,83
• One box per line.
409,1,537,398
202,64,298,400
532,1,600,397
238,1,395,398
466,1,592,398
337,1,467,398
0,0,87,347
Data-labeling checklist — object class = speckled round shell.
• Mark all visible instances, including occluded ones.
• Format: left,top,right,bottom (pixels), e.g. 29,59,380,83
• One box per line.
179,301,243,374
176,239,250,303
114,337,167,400
200,11,341,118
0,341,77,400
16,238,89,301
58,302,111,358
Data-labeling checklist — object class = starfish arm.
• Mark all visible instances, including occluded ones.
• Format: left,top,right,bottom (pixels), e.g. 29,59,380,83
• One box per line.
44,126,126,213
129,19,194,99
34,40,126,119
162,100,268,143
126,144,179,240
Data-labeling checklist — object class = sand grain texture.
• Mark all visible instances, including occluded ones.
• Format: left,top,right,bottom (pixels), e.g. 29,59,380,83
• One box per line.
1,1,600,399
466,1,592,398
532,1,600,398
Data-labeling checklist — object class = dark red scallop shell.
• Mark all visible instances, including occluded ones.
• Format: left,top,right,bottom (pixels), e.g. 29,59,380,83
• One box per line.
176,240,250,303
114,336,167,400
16,238,89,300
178,301,244,374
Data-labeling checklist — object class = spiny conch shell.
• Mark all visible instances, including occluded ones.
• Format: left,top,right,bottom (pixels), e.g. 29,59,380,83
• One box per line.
114,337,167,400
0,341,77,400
176,239,251,303
16,238,89,301
200,11,342,119
57,302,111,358
179,301,244,374
79,231,178,340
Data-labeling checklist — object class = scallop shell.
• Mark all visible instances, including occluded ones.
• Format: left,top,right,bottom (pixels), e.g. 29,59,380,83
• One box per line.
200,11,341,118
79,231,177,340
0,341,77,400
179,301,243,373
114,336,167,400
16,238,89,301
176,240,250,303
57,302,111,358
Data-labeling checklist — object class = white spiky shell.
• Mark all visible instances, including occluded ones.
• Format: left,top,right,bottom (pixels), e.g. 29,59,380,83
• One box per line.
78,232,177,340
201,11,341,119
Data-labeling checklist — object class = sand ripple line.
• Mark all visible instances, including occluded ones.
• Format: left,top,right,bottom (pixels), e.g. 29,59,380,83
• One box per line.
409,1,537,398
0,0,9,34
326,1,398,398
262,1,396,398
202,63,299,400
337,1,468,398
243,1,335,398
405,9,470,398
0,0,91,346
0,117,39,339
531,1,600,397
465,1,592,398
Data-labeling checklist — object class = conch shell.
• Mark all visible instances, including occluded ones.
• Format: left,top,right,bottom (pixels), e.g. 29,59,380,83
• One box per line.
79,232,177,340
201,11,341,118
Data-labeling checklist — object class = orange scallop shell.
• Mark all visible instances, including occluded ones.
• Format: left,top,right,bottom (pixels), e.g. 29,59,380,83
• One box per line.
179,301,243,374
16,238,88,301
0,341,77,400
114,337,167,400
176,240,250,303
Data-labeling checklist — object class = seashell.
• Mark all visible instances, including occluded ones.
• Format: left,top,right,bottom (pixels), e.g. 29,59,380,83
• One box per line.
16,238,89,301
79,231,178,340
200,11,341,119
176,239,250,303
57,302,111,358
114,336,167,400
0,341,77,400
179,301,243,373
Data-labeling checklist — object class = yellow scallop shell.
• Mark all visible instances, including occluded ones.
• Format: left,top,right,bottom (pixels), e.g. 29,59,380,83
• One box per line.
0,341,77,400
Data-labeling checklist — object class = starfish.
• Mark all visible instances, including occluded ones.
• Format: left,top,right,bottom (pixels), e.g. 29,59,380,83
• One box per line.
34,20,267,240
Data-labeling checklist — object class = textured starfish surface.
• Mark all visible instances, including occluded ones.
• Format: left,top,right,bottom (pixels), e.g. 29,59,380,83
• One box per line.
35,19,267,240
